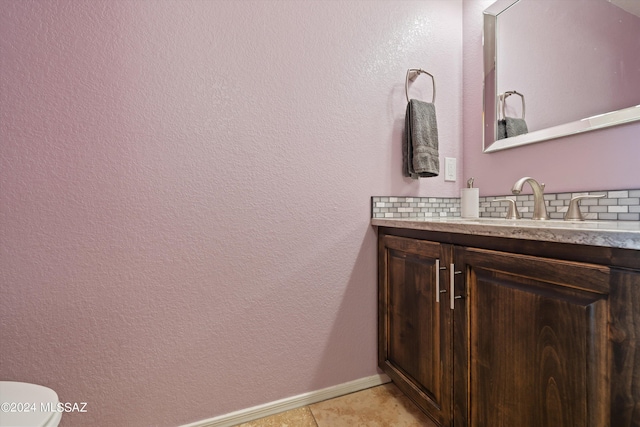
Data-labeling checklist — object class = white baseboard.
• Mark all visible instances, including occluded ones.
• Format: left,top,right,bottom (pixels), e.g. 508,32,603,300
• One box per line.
179,373,391,427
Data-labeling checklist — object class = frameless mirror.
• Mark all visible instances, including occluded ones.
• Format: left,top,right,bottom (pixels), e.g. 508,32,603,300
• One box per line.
483,0,640,153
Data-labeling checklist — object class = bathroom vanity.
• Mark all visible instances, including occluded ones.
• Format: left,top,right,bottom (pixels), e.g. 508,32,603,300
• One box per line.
373,218,640,427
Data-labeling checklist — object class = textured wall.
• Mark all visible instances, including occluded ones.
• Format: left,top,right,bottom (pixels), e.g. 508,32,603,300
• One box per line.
463,0,640,196
0,1,462,426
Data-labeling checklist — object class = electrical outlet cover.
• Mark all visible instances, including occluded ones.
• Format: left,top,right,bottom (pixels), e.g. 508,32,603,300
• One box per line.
445,157,456,181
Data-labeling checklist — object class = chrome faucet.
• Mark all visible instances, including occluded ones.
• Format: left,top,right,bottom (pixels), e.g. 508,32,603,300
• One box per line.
511,177,549,220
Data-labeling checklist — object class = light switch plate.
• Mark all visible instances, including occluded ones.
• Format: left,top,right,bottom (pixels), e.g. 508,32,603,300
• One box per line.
445,157,456,182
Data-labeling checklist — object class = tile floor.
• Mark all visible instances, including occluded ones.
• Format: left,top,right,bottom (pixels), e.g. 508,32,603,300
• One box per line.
234,382,437,427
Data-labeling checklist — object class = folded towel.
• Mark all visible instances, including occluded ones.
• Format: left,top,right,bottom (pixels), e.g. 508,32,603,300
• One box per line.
505,117,529,138
403,99,439,179
497,119,508,140
497,117,528,139
505,117,528,138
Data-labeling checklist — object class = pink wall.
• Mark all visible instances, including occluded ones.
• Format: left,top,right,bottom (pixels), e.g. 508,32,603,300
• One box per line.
0,1,462,426
463,0,640,196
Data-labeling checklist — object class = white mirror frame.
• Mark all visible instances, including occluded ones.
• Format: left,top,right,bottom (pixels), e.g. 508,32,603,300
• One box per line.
482,0,640,153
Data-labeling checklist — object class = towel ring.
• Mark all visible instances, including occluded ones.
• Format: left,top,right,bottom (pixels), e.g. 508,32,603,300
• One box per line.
405,68,435,104
500,90,525,120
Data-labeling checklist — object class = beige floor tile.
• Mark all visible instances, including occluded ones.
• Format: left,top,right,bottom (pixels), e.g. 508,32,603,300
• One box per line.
309,383,437,427
234,406,318,427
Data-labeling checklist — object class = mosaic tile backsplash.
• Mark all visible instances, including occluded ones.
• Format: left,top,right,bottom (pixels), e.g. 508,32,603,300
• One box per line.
372,189,640,221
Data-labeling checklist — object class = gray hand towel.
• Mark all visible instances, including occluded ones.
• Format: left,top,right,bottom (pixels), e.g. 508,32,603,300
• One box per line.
403,99,439,179
497,117,528,139
505,117,528,138
497,119,508,140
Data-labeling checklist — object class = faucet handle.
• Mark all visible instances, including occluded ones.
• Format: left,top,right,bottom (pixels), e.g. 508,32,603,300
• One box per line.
493,198,521,220
564,194,605,221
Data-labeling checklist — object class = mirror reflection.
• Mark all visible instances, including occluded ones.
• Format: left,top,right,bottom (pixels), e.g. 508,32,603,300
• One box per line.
483,0,640,152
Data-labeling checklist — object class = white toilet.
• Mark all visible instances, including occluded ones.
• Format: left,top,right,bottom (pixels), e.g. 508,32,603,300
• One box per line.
0,382,62,427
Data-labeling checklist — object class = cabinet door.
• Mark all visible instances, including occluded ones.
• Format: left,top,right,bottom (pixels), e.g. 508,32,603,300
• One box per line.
458,247,610,427
609,268,640,427
378,235,452,426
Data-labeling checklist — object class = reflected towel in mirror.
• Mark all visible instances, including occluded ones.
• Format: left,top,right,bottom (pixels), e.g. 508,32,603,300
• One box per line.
497,119,508,140
505,117,528,138
497,117,528,140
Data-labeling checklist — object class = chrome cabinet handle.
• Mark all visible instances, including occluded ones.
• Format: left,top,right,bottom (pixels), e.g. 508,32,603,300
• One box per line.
450,264,462,310
435,259,447,302
436,259,440,303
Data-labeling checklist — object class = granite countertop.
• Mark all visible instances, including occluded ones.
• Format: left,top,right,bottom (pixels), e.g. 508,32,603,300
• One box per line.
371,217,640,250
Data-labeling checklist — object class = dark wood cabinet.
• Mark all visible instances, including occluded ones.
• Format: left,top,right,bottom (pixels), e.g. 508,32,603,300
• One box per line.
377,226,640,427
459,247,610,427
378,235,452,426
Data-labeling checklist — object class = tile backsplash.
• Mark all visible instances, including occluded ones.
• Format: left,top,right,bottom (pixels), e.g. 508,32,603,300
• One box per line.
372,189,640,221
